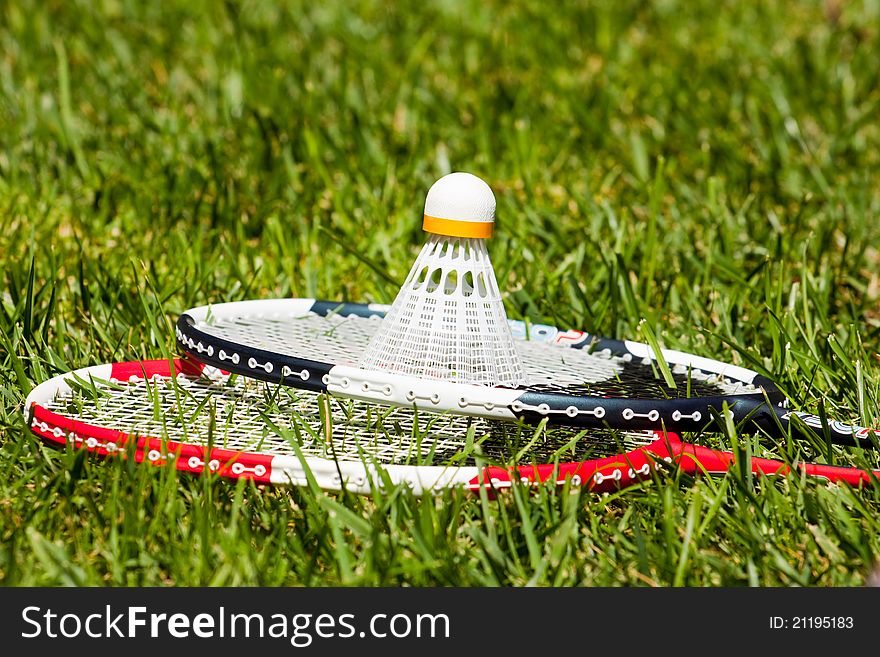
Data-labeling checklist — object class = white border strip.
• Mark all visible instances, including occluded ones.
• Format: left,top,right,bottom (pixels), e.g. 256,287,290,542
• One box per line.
623,341,759,384
326,364,521,420
268,456,482,494
185,298,318,323
24,364,114,410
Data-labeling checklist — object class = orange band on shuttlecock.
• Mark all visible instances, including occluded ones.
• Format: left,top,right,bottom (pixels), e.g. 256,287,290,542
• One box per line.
422,215,494,238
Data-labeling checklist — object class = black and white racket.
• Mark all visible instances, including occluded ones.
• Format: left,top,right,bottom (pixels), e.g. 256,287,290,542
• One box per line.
175,299,880,449
24,359,880,493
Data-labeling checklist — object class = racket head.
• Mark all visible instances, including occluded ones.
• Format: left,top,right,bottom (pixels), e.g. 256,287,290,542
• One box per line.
175,298,789,431
25,358,687,495
177,299,880,448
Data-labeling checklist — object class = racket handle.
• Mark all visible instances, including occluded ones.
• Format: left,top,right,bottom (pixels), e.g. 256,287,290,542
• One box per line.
766,408,880,449
477,443,878,492
681,445,878,487
798,462,880,486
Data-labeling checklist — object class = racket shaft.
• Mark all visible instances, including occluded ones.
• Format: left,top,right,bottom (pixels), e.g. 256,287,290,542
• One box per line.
488,443,879,492
671,444,879,488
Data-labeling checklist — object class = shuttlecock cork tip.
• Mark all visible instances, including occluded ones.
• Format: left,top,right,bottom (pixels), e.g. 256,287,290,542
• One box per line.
423,172,495,238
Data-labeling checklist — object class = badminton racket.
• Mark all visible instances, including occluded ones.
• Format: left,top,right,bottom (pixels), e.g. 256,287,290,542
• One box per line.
24,358,879,494
176,299,880,449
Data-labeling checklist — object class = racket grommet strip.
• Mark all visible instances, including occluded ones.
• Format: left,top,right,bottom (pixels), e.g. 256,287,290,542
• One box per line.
511,400,609,421
591,468,627,485
247,357,273,374
401,388,444,405
281,366,310,381
629,464,652,478
217,349,241,365
622,409,661,422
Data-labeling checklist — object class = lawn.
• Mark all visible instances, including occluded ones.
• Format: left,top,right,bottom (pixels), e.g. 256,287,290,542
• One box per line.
1,0,879,586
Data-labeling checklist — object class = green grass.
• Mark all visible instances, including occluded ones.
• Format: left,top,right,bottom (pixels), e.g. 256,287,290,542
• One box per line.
2,0,880,586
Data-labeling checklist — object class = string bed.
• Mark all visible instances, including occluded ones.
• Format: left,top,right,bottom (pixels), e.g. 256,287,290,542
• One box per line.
43,370,660,467
196,312,757,398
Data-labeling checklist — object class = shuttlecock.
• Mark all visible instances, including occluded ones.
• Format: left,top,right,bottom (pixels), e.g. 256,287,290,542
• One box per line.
358,172,526,388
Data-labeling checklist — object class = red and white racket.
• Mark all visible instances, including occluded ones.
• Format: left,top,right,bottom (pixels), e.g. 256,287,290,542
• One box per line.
24,358,880,494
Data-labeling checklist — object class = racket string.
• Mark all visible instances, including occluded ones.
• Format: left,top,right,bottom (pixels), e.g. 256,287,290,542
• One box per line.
43,373,658,466
195,313,757,397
